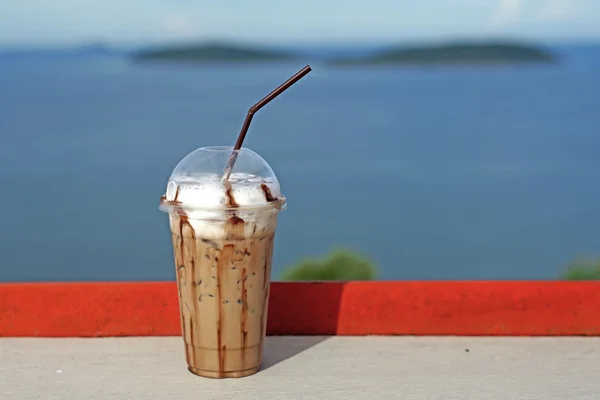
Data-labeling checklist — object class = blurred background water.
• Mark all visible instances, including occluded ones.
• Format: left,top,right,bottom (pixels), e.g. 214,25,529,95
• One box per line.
1,1,599,282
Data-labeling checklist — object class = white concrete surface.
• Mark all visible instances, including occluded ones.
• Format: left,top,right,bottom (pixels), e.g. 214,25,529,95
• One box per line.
1,336,599,399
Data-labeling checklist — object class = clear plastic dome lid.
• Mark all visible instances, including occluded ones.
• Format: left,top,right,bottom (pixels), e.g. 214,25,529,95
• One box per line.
159,146,286,213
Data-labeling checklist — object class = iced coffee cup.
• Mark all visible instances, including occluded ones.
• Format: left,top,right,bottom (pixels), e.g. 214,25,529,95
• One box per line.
158,64,310,378
159,146,286,378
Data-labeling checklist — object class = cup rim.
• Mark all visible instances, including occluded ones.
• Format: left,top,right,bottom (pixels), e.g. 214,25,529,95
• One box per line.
159,196,287,215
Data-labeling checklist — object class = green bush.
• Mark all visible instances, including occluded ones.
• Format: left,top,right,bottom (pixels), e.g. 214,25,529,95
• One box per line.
561,259,600,280
280,249,378,281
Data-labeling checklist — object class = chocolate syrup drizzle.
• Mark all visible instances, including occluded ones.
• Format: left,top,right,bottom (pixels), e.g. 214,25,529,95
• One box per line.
164,178,278,376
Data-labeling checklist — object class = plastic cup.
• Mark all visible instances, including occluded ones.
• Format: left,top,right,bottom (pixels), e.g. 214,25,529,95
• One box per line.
159,146,286,378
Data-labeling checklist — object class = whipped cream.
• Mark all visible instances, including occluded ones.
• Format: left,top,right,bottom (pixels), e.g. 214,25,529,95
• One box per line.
164,172,283,239
165,173,281,209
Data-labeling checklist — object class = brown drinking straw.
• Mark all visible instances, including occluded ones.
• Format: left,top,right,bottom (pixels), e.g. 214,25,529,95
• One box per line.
221,65,312,182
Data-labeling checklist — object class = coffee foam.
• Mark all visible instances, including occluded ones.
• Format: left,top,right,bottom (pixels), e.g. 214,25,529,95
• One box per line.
165,172,281,239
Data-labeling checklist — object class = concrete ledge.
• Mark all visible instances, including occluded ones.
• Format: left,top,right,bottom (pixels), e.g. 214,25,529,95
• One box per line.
1,281,599,337
2,336,599,399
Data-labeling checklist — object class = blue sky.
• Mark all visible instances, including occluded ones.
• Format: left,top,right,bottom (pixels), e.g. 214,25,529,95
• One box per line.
0,0,599,45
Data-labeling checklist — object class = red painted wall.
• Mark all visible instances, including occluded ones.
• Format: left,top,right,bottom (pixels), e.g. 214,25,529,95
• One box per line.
1,281,599,337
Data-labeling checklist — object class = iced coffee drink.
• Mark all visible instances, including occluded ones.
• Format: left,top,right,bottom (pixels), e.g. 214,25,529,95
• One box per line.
159,146,286,378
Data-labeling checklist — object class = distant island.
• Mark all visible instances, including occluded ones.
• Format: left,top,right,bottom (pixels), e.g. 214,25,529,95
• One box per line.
129,40,559,66
131,43,296,63
328,41,558,66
